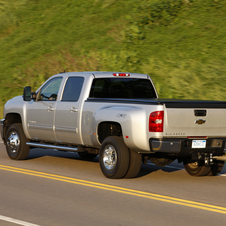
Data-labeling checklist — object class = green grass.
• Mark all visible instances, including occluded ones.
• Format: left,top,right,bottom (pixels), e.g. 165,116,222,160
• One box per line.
0,102,3,118
1,0,226,112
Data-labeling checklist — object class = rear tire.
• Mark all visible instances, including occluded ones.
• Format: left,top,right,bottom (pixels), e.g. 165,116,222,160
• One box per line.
183,159,211,176
99,136,129,179
6,123,30,160
208,161,224,176
124,150,141,178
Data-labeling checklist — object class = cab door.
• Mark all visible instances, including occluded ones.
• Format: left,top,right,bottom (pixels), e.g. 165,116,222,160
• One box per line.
26,77,63,141
54,76,84,144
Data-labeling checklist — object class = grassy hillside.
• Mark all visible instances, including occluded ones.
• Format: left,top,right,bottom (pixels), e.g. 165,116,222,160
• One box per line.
0,0,226,116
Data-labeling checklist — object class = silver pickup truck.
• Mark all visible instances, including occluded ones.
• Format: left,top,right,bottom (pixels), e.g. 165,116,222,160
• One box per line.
1,71,226,178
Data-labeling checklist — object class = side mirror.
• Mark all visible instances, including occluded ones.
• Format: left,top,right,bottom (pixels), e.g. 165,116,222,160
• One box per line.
23,86,31,101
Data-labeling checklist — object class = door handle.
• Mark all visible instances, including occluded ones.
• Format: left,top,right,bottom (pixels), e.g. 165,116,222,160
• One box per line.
47,106,54,111
70,107,78,113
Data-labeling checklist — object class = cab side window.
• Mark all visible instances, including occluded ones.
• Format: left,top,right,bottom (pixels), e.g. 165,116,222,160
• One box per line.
39,77,63,101
62,77,84,102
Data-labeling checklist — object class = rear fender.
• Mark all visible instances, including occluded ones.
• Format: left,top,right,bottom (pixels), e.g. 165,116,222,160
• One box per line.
94,106,149,151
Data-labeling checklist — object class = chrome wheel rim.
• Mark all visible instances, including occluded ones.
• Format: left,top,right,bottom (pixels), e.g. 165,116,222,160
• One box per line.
103,145,117,170
7,131,20,154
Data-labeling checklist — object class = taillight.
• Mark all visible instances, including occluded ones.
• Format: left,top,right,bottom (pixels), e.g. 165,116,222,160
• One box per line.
113,73,130,77
149,111,164,132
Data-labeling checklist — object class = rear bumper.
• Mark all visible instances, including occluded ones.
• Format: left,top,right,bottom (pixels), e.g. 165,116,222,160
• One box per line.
0,119,4,142
149,138,226,155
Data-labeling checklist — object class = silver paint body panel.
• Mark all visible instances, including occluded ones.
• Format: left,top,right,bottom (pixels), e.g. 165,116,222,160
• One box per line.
164,107,226,137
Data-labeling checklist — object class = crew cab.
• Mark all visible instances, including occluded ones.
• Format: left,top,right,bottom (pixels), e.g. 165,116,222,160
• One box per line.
1,71,226,178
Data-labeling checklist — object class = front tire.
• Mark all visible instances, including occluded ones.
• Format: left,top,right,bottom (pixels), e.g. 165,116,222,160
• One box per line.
6,123,30,160
183,159,211,176
99,136,129,179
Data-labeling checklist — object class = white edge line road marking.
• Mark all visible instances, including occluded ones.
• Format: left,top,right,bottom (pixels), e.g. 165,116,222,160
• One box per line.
147,163,226,177
0,215,40,226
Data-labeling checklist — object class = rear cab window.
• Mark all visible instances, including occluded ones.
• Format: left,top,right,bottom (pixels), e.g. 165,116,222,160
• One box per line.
89,78,157,99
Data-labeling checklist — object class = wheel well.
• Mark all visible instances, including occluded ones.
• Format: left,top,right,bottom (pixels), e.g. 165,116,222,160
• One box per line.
5,113,22,126
3,113,22,143
98,122,122,144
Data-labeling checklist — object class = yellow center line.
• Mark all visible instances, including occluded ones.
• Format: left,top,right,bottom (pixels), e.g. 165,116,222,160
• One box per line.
0,164,225,214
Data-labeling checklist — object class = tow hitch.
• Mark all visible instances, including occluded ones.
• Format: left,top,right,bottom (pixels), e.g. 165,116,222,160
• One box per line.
191,153,214,166
204,153,213,166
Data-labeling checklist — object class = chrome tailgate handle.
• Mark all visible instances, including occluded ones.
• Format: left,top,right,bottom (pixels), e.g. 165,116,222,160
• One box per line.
194,110,206,116
47,106,54,111
70,107,78,112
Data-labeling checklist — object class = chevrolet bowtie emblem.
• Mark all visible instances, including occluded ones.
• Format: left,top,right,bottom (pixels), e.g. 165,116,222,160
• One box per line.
195,119,206,125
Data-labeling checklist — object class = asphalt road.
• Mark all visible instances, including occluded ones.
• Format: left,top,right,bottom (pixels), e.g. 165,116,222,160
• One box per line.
0,139,226,226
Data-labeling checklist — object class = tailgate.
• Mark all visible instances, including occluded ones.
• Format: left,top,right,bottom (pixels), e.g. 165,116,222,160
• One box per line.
164,104,226,137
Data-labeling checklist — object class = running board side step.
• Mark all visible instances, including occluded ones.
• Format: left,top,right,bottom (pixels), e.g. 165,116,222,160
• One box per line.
26,142,83,152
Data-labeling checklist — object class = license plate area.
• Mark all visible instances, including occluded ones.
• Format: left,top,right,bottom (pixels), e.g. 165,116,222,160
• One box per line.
192,140,206,149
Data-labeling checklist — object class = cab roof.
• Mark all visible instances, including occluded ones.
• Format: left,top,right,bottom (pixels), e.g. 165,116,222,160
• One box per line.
54,71,149,79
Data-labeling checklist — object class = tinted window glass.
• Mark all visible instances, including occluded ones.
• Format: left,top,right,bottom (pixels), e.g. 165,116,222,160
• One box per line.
89,78,157,99
62,77,84,102
40,77,62,101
